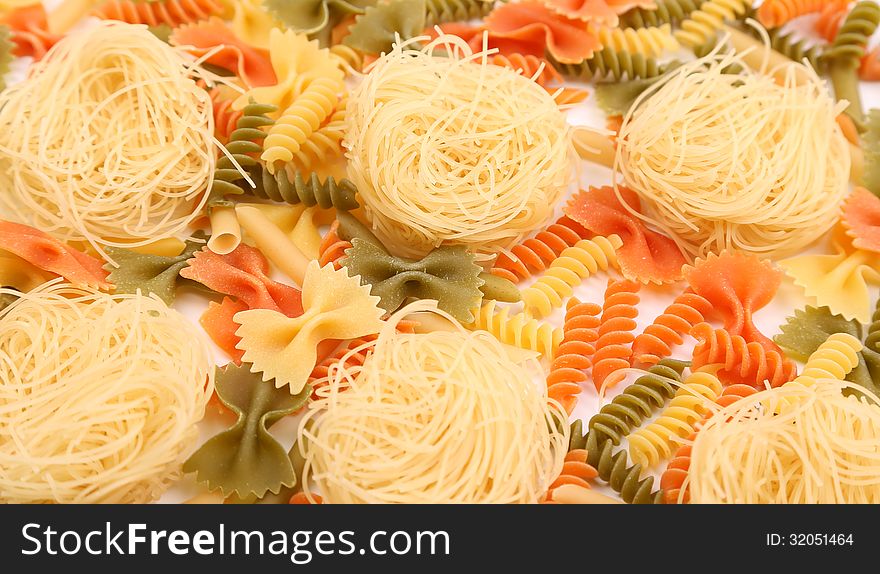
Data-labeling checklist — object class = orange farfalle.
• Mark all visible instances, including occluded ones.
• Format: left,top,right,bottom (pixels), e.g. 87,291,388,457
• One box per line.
683,251,782,352
485,2,599,63
564,186,686,285
441,2,599,63
1,4,62,61
180,244,304,360
0,220,111,290
542,0,654,24
170,19,276,88
842,187,880,253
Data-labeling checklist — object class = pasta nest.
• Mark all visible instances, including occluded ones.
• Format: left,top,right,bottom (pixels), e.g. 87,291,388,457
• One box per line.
616,45,851,258
0,281,214,503
344,33,574,260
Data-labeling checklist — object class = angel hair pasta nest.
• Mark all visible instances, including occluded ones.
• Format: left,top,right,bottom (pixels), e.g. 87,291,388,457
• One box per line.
615,44,851,258
344,33,574,260
0,281,214,503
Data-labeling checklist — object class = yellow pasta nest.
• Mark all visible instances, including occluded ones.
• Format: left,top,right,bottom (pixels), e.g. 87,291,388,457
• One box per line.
616,45,851,258
345,34,574,260
0,21,222,261
298,301,569,503
0,281,214,503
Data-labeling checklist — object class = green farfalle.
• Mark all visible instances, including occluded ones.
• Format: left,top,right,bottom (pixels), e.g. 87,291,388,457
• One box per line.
0,25,13,93
336,211,519,304
103,233,207,305
864,109,880,196
344,0,427,54
183,363,310,499
342,239,484,323
775,305,880,397
265,0,375,46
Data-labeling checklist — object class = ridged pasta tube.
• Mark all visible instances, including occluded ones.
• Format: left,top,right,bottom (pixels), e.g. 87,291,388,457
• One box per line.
521,235,622,319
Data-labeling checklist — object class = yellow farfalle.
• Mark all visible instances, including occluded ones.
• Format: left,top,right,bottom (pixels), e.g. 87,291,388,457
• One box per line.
233,261,384,394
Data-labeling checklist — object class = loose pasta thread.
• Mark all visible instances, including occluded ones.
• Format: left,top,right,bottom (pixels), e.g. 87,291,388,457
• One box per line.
490,216,591,284
521,234,622,319
631,289,713,365
466,300,563,357
592,279,640,391
546,299,601,413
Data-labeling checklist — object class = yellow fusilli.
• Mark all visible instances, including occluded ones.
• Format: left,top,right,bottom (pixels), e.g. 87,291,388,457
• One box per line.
627,368,722,468
675,0,751,48
595,25,679,57
466,300,563,357
522,235,622,319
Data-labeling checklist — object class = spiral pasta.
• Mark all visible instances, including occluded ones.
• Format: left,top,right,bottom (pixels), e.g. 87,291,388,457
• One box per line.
490,216,590,284
466,299,563,357
521,235,622,319
596,24,679,57
569,423,664,504
788,333,862,390
825,1,879,66
631,289,713,365
674,0,750,48
815,0,849,42
691,323,797,388
208,86,244,143
757,0,826,29
627,368,722,469
93,0,225,27
619,0,708,28
659,383,757,503
425,0,494,27
262,75,344,168
588,359,688,445
592,279,640,391
286,94,348,173
546,449,598,491
759,27,824,71
547,299,601,413
550,48,669,81
207,101,273,209
317,221,351,270
248,168,359,210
